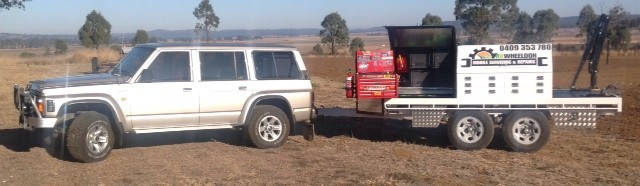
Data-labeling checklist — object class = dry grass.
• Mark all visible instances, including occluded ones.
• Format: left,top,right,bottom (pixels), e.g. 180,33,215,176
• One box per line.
0,48,106,125
6,48,121,66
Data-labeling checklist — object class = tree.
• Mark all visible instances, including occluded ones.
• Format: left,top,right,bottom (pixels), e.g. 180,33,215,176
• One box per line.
511,9,559,43
498,6,520,41
608,5,632,51
78,10,111,50
576,4,598,38
531,9,559,43
1,0,30,11
312,43,324,55
193,0,220,42
54,39,68,54
454,0,518,44
633,17,640,30
320,12,350,55
421,13,443,26
349,37,365,54
132,29,150,45
511,12,534,43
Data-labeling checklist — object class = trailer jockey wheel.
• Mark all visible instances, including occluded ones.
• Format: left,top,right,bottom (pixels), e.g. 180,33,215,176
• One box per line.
447,111,494,151
502,111,550,153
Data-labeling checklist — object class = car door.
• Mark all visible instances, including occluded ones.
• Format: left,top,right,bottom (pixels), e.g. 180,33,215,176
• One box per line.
127,50,199,129
197,50,253,125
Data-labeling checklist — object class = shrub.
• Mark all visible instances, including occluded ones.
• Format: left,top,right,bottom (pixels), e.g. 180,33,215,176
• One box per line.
54,39,68,54
19,52,37,58
312,43,324,55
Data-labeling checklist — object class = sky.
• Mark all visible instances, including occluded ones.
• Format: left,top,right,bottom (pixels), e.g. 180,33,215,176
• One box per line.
1,0,639,35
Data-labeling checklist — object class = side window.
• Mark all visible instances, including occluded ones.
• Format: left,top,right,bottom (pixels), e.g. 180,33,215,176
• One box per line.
252,51,300,79
200,51,247,81
140,51,191,82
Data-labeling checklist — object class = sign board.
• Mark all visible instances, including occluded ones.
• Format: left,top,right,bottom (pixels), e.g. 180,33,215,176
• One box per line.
456,44,553,73
456,44,554,99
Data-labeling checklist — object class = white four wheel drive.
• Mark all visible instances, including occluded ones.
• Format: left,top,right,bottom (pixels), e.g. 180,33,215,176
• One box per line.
14,43,316,163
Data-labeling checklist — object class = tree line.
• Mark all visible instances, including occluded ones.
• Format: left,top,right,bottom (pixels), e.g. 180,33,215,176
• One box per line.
314,0,640,55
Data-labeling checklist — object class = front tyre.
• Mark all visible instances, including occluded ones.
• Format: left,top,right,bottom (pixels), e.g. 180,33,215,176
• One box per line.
447,111,494,151
246,105,290,149
66,111,114,163
502,111,550,153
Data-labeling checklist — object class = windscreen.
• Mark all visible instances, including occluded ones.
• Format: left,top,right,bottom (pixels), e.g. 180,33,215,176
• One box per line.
112,47,154,76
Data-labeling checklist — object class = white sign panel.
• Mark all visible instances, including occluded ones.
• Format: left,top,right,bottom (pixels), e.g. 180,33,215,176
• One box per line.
456,44,553,73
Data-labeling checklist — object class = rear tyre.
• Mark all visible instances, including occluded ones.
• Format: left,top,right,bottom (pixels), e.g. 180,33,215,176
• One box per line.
447,111,494,150
502,111,550,153
66,111,114,163
246,105,290,149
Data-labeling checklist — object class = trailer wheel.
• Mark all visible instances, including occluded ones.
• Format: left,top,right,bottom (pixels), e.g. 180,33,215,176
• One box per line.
447,111,494,150
502,111,550,153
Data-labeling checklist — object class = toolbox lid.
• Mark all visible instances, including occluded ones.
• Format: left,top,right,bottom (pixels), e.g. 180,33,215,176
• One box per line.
384,26,456,50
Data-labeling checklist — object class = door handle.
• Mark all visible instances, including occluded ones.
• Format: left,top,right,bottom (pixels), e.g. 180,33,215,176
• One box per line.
238,86,247,91
183,88,192,92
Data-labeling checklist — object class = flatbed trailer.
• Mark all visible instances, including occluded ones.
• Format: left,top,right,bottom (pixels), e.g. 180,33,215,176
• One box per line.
385,89,620,127
322,14,622,152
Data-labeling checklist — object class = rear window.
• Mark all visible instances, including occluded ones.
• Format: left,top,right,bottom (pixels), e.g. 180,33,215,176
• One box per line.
252,51,300,80
200,51,247,81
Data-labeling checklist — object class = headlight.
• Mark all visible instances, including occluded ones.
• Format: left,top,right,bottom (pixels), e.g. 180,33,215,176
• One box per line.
47,100,55,112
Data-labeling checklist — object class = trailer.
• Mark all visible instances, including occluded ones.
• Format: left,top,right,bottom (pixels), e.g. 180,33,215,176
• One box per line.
320,14,622,152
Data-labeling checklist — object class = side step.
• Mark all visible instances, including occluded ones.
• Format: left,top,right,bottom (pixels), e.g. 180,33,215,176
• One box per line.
133,125,235,134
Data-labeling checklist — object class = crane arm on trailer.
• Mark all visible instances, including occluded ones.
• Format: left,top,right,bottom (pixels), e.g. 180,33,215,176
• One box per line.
570,14,610,91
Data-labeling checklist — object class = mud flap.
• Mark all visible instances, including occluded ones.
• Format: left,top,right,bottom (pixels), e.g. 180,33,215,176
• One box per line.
303,124,315,141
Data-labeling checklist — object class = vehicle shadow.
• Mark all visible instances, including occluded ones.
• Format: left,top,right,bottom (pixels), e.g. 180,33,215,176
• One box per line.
0,128,34,152
0,127,248,162
314,115,509,151
0,128,71,160
0,117,510,161
0,124,313,161
122,129,245,148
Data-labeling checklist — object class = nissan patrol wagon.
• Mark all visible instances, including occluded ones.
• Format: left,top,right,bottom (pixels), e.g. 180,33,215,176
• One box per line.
14,43,315,162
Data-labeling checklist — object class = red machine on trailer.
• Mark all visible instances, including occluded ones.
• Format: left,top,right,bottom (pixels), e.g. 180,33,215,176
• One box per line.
345,50,401,114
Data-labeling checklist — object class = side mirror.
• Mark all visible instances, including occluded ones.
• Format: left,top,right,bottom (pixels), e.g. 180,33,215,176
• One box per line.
139,69,155,82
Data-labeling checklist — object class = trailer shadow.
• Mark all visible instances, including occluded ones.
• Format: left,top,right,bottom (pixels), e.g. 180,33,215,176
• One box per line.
314,115,509,151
